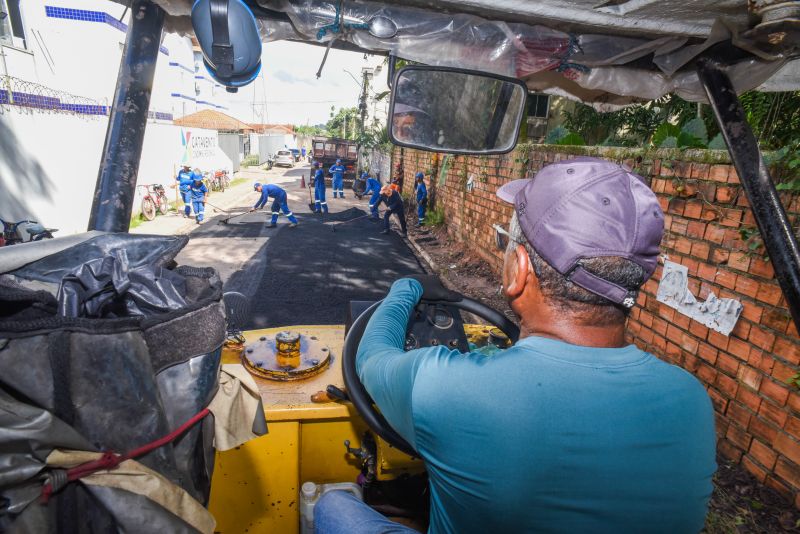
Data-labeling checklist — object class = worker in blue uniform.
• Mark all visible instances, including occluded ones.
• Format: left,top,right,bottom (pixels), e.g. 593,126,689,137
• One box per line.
175,163,194,218
313,162,328,213
250,182,298,228
189,172,208,224
415,172,428,226
379,185,407,236
363,172,382,220
329,159,346,198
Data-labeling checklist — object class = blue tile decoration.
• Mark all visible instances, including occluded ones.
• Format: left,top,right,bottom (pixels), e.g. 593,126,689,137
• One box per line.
170,61,195,74
171,93,197,102
46,5,169,55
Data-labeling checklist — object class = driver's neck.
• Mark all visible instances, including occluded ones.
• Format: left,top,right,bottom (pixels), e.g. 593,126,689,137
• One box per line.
517,307,627,349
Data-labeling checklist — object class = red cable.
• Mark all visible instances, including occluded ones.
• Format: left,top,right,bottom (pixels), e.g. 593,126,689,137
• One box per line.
41,407,211,502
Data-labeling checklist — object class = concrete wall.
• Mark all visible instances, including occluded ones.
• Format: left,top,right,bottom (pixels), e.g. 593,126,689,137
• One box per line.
219,133,242,172
395,144,800,506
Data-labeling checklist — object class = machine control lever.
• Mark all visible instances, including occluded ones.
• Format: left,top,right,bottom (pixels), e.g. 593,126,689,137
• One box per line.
343,440,368,459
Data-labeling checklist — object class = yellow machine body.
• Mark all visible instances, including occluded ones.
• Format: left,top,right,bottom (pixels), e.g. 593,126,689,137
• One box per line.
209,323,498,533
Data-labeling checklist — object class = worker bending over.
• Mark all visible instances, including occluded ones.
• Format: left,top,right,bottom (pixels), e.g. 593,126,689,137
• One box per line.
175,163,194,218
313,162,329,214
415,172,428,226
250,182,298,228
379,185,407,237
189,172,208,224
330,159,346,199
363,172,382,220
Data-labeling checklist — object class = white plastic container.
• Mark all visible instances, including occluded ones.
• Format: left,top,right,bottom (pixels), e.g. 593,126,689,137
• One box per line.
299,481,363,534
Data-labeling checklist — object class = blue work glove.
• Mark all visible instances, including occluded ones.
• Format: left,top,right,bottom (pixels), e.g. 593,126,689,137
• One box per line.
403,275,461,302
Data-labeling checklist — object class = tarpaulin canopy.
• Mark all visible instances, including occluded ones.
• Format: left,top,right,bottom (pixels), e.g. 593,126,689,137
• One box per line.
141,0,800,109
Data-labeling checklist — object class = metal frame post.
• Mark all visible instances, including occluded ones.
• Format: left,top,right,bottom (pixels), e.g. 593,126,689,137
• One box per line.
88,0,164,232
697,58,800,329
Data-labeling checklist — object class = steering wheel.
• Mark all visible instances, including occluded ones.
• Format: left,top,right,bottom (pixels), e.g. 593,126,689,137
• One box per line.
342,292,520,457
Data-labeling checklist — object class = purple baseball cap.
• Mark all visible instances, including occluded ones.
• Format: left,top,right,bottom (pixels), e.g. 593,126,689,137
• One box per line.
497,157,664,308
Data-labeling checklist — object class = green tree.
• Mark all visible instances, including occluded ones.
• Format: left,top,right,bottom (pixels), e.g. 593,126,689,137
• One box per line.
293,125,326,136
326,106,360,140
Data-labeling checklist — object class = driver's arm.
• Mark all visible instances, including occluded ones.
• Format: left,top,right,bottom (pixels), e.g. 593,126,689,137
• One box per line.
356,278,444,447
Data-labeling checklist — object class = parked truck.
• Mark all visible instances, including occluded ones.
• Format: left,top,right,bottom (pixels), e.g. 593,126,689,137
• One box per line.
311,136,358,186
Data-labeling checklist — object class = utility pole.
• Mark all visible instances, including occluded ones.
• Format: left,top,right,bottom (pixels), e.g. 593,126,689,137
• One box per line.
359,68,370,140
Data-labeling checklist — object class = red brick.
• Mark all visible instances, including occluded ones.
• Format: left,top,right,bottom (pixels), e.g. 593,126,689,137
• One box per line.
749,415,779,443
789,394,800,415
704,225,726,244
684,201,703,220
708,330,730,351
731,320,751,341
750,438,778,470
742,455,769,482
774,336,800,366
709,165,730,182
697,262,717,281
717,352,740,376
674,237,692,255
749,326,776,352
738,366,763,393
691,242,711,260
727,337,750,361
732,278,758,302
707,386,728,413
717,373,738,397
689,320,709,340
749,257,774,279
772,360,797,383
715,269,738,289
711,247,730,264
761,378,790,406
716,186,736,203
774,456,800,491
719,208,743,227
740,301,764,323
718,438,744,461
727,401,752,428
757,282,783,306
762,310,791,335
658,305,675,322
728,168,740,184
759,397,789,427
727,423,752,451
765,475,792,499
697,342,718,364
786,415,800,440
673,312,691,330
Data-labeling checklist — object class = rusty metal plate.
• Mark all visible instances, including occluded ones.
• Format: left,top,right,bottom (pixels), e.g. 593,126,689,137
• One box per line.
242,331,331,381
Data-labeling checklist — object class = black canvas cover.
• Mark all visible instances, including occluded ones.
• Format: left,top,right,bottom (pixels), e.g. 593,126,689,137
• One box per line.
0,233,226,533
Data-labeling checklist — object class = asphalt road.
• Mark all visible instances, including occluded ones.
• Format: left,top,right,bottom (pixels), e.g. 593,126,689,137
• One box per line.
147,163,426,329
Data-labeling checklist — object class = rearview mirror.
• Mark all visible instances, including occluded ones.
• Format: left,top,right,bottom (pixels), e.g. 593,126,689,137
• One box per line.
388,66,527,155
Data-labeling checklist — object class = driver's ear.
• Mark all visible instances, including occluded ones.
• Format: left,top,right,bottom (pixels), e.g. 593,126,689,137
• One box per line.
504,244,531,299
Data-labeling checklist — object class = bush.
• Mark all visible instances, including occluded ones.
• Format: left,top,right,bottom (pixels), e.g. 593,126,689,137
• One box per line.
424,207,445,227
241,154,259,167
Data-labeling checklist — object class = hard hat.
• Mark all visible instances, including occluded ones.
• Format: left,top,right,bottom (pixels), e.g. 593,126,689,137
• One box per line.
336,159,342,164
361,172,368,178
253,182,261,190
415,172,424,179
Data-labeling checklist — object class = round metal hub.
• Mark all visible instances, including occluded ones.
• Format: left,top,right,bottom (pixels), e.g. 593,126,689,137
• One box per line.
241,331,331,381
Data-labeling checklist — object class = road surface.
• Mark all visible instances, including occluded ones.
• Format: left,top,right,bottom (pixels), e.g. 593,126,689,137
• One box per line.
132,163,425,328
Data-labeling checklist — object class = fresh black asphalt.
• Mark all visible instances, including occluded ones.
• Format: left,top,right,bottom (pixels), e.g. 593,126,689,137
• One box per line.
187,197,426,329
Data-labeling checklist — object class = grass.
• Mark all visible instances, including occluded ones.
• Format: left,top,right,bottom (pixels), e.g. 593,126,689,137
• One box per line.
129,214,145,229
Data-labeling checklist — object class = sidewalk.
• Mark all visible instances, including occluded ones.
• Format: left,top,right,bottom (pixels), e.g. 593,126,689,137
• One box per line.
131,166,300,236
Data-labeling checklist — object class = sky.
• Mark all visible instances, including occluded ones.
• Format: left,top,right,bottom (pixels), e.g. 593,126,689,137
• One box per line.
224,41,386,126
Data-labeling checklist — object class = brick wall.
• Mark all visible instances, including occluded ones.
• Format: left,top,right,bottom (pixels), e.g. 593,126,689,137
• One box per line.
393,144,800,504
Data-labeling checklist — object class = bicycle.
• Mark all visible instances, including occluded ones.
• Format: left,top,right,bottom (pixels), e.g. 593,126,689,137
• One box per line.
138,184,170,221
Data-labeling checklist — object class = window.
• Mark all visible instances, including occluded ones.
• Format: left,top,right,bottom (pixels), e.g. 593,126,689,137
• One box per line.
0,0,25,48
527,93,549,119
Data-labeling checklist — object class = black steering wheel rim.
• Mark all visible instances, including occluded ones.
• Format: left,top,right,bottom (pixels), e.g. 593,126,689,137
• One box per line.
342,294,520,457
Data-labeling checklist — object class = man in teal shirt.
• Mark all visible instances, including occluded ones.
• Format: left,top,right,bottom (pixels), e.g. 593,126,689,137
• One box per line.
316,158,716,533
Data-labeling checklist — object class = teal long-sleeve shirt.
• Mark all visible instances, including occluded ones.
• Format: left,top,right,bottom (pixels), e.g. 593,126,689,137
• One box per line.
356,279,717,534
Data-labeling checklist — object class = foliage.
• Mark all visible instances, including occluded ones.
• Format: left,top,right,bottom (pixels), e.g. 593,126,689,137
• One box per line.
787,372,800,390
241,154,259,167
544,126,568,144
740,91,800,150
293,124,326,137
767,141,800,191
555,132,585,146
652,117,720,150
326,106,360,140
424,206,446,227
563,94,703,146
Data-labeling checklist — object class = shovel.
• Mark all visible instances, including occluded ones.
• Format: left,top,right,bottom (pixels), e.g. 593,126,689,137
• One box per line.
206,202,248,225
307,174,316,211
